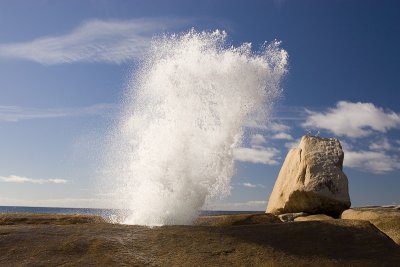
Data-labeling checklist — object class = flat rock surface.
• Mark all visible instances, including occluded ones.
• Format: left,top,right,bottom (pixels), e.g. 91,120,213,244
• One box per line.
194,213,281,226
341,206,400,245
0,214,399,266
294,214,334,221
278,212,308,222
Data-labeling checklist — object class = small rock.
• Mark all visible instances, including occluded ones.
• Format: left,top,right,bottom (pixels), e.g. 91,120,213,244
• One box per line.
294,214,334,221
278,212,308,222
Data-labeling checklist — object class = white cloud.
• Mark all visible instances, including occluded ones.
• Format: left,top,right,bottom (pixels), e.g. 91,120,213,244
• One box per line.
234,147,280,165
250,134,267,146
303,101,400,138
268,122,291,132
271,132,293,140
369,138,392,151
0,175,67,184
238,182,266,189
0,103,116,122
0,18,185,64
242,182,257,188
344,150,400,174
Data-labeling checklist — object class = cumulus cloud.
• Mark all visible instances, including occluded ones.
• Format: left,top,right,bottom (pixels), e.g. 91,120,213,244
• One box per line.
0,18,185,64
233,147,280,165
0,175,67,184
303,101,400,138
271,132,293,140
250,134,267,146
344,150,400,174
368,138,392,151
0,103,116,122
269,122,290,132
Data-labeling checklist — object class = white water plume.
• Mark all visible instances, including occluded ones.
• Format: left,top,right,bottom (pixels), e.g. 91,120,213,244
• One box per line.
106,30,288,225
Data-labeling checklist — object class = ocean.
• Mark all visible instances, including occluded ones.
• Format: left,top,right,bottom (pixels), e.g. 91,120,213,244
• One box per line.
0,206,261,222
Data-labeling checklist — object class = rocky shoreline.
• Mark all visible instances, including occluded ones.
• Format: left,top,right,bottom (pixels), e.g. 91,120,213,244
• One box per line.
0,209,399,266
2,136,398,266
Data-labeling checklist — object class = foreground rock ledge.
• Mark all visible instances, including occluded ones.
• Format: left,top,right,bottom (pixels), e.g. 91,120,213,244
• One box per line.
0,213,399,266
341,206,400,245
267,135,351,216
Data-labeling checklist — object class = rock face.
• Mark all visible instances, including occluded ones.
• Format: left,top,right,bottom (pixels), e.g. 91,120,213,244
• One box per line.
266,135,351,216
341,206,400,245
1,213,400,266
194,213,281,226
294,214,334,222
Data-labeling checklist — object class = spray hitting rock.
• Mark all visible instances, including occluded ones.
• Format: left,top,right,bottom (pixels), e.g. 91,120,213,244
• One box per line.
106,30,288,225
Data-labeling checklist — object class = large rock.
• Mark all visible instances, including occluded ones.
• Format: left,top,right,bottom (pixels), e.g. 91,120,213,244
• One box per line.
266,135,351,216
341,206,400,245
1,213,400,266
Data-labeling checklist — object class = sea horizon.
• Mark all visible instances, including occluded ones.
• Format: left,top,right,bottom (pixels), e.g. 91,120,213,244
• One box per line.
0,205,263,218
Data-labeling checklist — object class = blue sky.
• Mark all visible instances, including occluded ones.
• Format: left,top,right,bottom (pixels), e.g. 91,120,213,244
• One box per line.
0,0,399,210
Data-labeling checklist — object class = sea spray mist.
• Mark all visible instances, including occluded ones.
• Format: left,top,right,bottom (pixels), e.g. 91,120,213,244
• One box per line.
104,30,288,225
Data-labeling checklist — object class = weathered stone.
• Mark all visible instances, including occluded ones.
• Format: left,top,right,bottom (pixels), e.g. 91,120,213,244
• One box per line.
194,213,281,226
294,214,334,221
1,213,400,266
266,135,351,216
341,207,400,245
278,212,308,222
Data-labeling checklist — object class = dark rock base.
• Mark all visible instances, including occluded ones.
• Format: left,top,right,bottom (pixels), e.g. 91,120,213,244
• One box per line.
0,213,399,266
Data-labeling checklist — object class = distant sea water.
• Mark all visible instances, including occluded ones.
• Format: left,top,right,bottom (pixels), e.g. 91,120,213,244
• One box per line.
0,206,261,223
